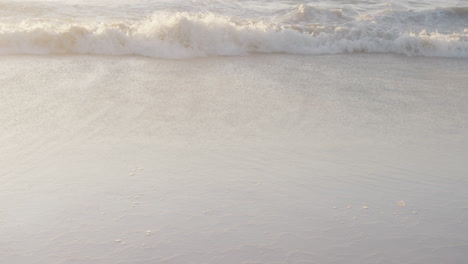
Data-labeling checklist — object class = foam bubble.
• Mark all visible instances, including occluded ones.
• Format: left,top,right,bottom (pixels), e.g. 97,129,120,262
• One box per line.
0,10,466,58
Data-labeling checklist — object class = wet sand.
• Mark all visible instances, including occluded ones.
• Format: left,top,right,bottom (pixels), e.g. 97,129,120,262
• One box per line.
0,54,467,264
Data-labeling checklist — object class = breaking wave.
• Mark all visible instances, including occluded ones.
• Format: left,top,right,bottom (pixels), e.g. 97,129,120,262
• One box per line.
0,7,467,58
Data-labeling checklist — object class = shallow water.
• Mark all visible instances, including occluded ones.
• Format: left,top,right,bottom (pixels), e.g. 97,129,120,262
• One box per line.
0,54,467,263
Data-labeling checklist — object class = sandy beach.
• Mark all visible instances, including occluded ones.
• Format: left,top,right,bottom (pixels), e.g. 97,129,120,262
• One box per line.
1,54,467,263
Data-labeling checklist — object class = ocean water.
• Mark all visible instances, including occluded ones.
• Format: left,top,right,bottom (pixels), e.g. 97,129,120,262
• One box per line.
1,1,468,264
1,0,468,58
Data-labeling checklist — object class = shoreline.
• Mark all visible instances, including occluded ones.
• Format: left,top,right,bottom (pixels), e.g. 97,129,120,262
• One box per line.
1,53,467,264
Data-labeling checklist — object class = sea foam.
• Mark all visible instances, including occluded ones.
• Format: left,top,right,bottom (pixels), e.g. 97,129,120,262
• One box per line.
0,6,467,58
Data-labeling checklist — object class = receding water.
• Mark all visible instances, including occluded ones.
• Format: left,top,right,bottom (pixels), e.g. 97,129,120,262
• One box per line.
1,1,468,263
0,54,467,264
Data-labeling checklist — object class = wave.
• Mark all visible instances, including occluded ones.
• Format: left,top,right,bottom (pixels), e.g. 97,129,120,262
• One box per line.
0,9,467,59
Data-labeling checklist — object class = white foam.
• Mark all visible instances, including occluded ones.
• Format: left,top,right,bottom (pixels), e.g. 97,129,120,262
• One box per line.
0,7,467,59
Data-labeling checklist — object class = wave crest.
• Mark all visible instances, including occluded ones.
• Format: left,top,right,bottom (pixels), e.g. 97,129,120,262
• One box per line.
0,11,467,58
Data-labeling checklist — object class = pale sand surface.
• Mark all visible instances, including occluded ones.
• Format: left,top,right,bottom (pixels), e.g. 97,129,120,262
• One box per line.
0,54,467,263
